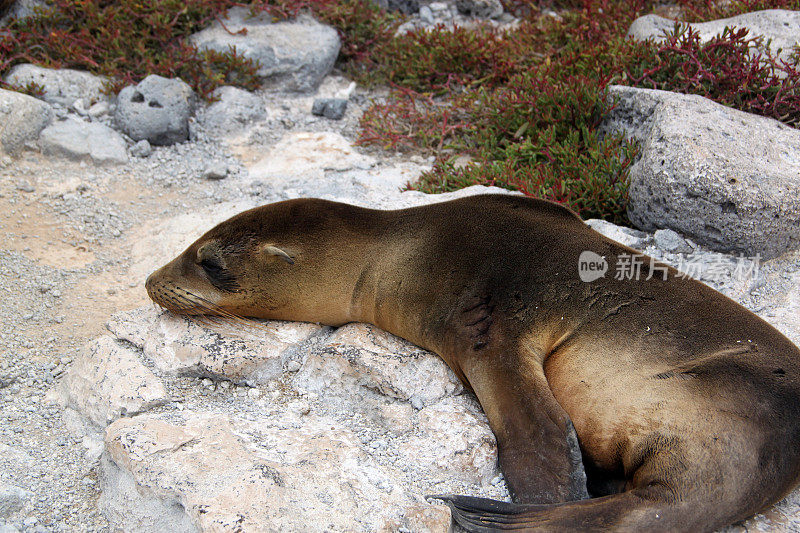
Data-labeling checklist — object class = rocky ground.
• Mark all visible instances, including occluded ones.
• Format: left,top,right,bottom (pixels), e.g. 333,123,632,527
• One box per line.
1,3,800,533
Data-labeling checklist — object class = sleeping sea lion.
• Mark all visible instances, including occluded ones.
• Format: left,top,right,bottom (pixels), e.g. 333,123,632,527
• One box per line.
145,194,800,531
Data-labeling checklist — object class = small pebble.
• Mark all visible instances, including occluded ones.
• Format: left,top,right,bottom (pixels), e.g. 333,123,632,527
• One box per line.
311,98,347,120
15,181,35,193
87,101,109,117
130,140,152,158
202,162,228,180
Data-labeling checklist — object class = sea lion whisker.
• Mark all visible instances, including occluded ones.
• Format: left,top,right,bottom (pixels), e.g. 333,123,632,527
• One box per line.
173,287,272,335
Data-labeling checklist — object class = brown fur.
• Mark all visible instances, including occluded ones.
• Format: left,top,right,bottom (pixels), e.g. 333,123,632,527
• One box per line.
146,195,800,532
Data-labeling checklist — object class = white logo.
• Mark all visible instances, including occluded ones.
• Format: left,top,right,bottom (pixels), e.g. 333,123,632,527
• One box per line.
578,251,608,282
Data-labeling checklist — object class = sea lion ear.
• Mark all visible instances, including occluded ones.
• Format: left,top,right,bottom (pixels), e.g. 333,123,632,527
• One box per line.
264,245,294,265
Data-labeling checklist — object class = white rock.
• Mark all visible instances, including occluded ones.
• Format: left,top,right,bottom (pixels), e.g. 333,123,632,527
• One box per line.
405,396,498,485
3,64,108,106
191,8,340,92
59,336,168,426
102,413,454,532
295,323,462,407
0,88,53,155
106,306,160,349
247,131,376,182
628,10,800,63
585,219,651,249
143,311,323,385
39,117,128,165
602,85,800,259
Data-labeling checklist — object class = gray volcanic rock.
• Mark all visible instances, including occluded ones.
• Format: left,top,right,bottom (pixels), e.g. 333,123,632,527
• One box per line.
311,97,347,119
115,75,196,145
0,88,53,155
627,9,800,63
190,8,340,92
374,0,420,14
39,117,128,165
0,484,32,518
456,0,504,19
653,228,693,254
199,86,266,136
602,85,800,259
0,0,51,25
3,64,108,107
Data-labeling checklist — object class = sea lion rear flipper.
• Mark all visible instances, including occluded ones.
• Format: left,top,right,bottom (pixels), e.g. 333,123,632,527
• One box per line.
429,494,546,531
431,488,679,531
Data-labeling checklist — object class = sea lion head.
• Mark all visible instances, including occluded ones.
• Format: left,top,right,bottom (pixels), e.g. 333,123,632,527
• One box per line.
145,199,366,325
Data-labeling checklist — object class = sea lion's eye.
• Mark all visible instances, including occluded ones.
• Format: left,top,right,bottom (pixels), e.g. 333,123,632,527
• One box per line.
200,258,224,278
199,257,239,292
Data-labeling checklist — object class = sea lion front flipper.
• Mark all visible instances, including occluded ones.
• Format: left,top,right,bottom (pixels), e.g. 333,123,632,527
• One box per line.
464,358,588,504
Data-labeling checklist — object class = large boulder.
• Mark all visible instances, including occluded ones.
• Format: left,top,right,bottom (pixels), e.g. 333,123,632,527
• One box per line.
628,9,800,63
0,87,53,155
601,85,800,259
74,304,504,532
3,64,108,107
114,75,196,145
190,8,340,92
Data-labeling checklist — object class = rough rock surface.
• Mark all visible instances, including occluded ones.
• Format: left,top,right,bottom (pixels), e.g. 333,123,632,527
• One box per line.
198,86,267,137
628,9,800,63
456,0,504,19
311,97,347,120
602,85,800,259
114,75,196,145
0,88,53,155
0,484,32,518
39,117,128,165
3,64,108,107
0,0,50,25
374,0,420,14
140,311,324,385
57,335,168,427
85,298,503,531
296,323,464,408
190,8,341,92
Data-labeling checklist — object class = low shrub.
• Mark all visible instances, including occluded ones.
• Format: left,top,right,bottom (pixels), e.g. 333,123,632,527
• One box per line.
626,26,800,126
